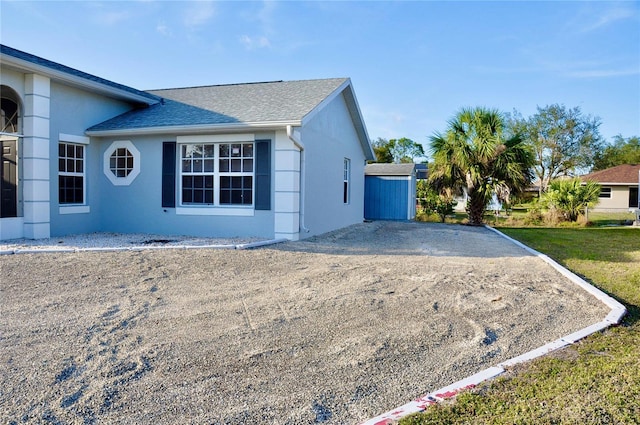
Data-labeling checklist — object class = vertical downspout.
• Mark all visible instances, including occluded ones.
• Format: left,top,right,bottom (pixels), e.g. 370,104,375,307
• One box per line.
287,125,310,234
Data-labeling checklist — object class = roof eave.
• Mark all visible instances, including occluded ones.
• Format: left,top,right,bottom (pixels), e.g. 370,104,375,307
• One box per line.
85,120,303,137
1,53,158,106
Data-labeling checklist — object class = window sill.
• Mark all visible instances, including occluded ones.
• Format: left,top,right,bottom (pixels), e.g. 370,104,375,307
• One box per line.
176,207,254,217
59,205,90,214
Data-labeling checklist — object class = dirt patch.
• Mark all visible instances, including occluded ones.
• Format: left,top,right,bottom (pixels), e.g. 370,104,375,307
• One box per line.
0,221,609,424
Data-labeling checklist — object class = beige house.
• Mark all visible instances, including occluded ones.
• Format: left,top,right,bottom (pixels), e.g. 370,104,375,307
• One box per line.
582,164,640,212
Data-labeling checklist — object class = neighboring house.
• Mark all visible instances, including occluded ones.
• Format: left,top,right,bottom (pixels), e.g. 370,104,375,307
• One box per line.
414,163,428,180
581,164,640,212
364,163,416,220
0,45,374,241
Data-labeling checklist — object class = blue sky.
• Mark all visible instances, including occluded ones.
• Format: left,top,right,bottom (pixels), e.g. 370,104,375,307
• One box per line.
2,1,639,157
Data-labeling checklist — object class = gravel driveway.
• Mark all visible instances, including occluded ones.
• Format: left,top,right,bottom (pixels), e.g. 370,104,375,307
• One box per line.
0,221,608,424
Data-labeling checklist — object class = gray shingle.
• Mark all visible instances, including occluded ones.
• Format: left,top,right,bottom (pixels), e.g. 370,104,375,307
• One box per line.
147,79,348,123
365,163,416,176
87,99,240,131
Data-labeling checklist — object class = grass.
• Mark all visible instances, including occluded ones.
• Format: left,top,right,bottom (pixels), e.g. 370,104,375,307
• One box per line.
400,223,640,424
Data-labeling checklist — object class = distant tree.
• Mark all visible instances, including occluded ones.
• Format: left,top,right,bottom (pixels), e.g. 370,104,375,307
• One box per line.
370,137,425,163
593,135,640,170
430,107,534,225
371,137,394,163
507,105,605,195
543,178,601,222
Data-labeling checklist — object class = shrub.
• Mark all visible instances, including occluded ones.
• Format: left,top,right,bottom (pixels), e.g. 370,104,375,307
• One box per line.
542,178,601,222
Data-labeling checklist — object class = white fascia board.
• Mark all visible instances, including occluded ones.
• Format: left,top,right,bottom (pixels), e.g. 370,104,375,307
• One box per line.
0,54,156,105
597,182,637,186
85,120,302,137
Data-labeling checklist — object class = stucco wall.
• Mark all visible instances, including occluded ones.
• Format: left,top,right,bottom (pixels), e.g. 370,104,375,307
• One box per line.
48,81,136,236
300,93,367,237
92,133,276,239
593,185,636,212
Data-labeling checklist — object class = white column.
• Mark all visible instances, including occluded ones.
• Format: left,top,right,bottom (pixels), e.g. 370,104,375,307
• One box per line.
273,133,300,240
22,74,51,239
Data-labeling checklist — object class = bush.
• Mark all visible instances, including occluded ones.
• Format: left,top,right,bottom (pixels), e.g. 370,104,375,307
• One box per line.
542,178,601,222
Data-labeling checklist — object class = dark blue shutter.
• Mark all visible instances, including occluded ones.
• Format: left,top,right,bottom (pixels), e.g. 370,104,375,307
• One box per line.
162,142,176,208
254,140,271,210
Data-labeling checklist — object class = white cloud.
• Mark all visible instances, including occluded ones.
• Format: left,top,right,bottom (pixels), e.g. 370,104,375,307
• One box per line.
183,1,215,29
156,21,172,36
239,35,271,50
566,68,640,79
579,6,637,33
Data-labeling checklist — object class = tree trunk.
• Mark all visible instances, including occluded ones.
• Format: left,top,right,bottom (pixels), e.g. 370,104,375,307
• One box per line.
466,191,486,225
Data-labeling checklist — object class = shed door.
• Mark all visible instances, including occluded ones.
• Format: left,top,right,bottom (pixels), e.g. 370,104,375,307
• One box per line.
364,176,409,220
1,139,18,218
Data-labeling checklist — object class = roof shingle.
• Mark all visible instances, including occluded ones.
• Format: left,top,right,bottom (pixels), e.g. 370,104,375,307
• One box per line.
581,164,640,185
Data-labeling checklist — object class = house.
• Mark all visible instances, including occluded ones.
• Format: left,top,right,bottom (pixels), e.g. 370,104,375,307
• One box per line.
581,164,640,212
414,163,428,180
364,163,416,220
0,45,374,241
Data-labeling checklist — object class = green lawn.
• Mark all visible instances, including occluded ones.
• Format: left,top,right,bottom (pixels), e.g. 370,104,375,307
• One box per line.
400,226,640,425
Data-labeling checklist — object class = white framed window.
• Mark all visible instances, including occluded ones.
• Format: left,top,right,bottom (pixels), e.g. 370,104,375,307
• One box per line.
58,142,85,205
599,187,612,198
103,140,140,186
343,158,350,204
180,142,254,206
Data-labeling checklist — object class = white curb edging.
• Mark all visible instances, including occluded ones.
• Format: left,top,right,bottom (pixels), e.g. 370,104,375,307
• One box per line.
360,225,626,425
0,239,287,255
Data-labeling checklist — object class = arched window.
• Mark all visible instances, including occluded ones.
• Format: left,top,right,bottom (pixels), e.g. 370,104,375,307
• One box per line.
0,85,21,134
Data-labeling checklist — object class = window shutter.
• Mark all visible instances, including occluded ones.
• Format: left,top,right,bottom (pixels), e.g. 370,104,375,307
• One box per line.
254,140,271,210
162,142,176,208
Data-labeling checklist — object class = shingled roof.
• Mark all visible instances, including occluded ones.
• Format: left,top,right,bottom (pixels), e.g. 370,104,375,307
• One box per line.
0,44,158,105
87,78,372,160
148,79,349,124
86,78,362,134
365,163,416,176
582,164,640,185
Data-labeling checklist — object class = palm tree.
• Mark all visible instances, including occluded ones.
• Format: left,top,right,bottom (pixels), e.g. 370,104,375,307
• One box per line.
429,107,534,225
544,178,601,222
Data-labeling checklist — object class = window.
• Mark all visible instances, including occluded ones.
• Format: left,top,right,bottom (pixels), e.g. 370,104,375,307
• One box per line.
110,148,134,177
58,142,84,204
343,158,350,204
103,140,140,186
180,142,254,206
599,187,612,198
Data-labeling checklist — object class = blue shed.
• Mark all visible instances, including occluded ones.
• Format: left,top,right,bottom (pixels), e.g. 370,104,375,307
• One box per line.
364,163,416,220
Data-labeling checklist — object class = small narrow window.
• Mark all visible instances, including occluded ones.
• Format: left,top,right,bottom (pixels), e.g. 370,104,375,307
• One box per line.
343,158,350,204
58,142,85,204
599,187,612,198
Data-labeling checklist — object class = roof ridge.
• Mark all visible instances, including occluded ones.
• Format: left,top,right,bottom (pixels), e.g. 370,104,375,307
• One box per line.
147,77,348,92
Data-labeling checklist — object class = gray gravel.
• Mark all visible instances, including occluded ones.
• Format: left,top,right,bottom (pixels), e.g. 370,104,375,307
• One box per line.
0,221,609,424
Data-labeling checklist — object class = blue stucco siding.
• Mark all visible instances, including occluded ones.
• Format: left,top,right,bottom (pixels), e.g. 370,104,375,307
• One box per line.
300,93,367,237
364,176,414,220
87,134,276,239
48,81,139,236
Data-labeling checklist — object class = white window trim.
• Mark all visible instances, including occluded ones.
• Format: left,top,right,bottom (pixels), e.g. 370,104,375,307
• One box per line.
343,158,351,204
178,141,255,209
176,207,254,216
103,140,140,186
59,133,89,145
59,205,90,214
58,135,88,211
